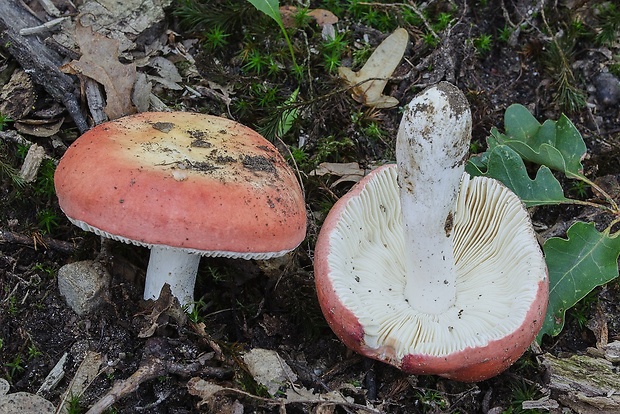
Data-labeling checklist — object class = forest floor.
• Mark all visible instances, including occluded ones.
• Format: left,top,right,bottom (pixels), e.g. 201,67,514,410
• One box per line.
1,0,620,413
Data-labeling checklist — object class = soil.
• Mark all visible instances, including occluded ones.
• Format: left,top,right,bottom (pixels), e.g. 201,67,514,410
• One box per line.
1,0,620,413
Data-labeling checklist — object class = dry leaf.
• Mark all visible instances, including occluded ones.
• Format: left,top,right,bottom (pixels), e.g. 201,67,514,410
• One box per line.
243,348,297,396
138,284,187,338
285,386,349,404
147,56,182,85
279,5,299,28
61,22,137,119
14,118,64,137
280,6,338,28
338,28,409,108
132,72,152,112
308,9,338,26
310,162,375,187
19,143,46,183
187,377,226,407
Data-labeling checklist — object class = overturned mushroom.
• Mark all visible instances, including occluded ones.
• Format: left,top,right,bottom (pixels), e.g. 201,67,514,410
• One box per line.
55,112,307,308
314,82,548,382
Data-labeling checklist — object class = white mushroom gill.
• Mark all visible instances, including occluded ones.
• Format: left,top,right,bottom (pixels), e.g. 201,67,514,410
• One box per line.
325,166,546,357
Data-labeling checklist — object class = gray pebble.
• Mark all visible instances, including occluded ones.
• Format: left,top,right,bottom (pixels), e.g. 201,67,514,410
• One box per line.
594,72,620,106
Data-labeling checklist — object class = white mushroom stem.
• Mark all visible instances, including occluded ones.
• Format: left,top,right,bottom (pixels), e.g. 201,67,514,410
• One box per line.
144,246,201,309
396,82,472,315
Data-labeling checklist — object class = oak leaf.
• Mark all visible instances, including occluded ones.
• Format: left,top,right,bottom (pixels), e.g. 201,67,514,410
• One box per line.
61,22,137,119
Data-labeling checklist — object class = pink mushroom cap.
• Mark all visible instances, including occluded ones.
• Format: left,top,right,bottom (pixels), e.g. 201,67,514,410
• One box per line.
54,112,307,257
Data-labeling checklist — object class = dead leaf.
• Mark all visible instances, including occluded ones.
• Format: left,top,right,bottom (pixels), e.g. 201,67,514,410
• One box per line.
284,386,349,404
61,22,137,119
132,72,152,112
138,284,187,338
19,143,46,183
338,28,409,108
279,5,299,29
187,377,226,407
280,6,338,29
310,162,375,187
308,9,338,26
243,348,297,396
14,118,64,137
147,56,182,85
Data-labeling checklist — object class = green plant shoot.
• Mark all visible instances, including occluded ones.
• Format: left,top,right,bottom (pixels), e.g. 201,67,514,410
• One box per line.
246,0,298,68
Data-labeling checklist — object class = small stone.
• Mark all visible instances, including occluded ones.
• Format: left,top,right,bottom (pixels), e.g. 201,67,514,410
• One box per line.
57,260,110,316
0,392,54,413
594,72,620,107
0,379,8,397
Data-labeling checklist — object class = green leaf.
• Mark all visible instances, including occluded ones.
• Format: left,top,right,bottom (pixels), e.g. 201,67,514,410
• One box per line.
245,0,297,67
246,0,282,24
276,87,299,138
537,223,620,342
493,104,587,178
466,145,570,207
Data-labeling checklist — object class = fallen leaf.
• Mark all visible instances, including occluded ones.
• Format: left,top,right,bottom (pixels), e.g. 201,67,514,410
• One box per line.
14,118,64,137
132,72,152,112
138,284,187,338
61,22,137,119
242,348,297,396
280,6,338,28
310,162,375,187
187,377,225,407
285,386,349,404
279,5,299,28
338,28,409,108
18,143,46,183
308,9,338,26
147,56,182,84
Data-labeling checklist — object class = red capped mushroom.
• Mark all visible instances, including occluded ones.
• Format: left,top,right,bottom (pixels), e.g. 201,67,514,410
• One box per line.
314,82,548,382
55,112,306,307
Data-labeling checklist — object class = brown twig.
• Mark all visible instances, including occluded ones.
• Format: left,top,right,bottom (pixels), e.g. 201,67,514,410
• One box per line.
0,230,76,254
85,356,231,414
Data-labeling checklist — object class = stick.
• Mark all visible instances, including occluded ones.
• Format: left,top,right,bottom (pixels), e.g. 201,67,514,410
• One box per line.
0,0,89,133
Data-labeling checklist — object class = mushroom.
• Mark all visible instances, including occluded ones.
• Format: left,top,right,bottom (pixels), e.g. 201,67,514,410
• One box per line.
55,112,307,308
314,82,548,382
